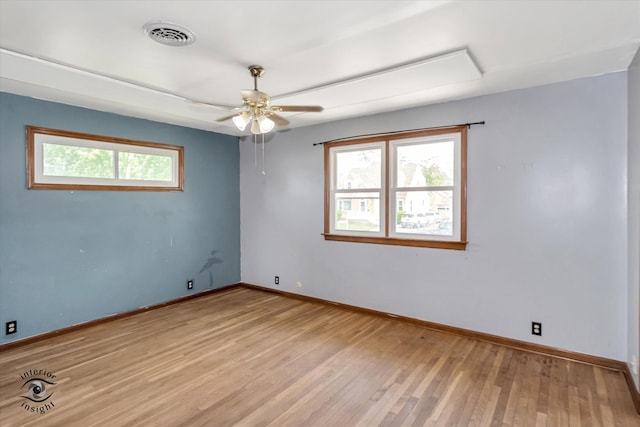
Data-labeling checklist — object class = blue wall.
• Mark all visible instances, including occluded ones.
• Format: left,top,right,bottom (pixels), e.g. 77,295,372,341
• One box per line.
0,93,240,344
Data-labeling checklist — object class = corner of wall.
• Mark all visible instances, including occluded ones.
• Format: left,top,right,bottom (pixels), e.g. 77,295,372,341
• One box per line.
627,47,640,393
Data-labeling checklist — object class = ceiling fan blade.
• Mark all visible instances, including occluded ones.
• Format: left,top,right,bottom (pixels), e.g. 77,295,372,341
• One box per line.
265,112,290,126
270,105,324,112
216,112,242,122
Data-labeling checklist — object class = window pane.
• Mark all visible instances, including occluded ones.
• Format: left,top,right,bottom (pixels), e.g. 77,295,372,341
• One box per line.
336,148,381,189
397,141,453,187
43,143,114,178
118,152,172,181
395,190,453,236
335,192,380,232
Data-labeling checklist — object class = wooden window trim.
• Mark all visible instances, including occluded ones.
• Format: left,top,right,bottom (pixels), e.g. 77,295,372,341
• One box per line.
26,126,184,191
324,126,467,250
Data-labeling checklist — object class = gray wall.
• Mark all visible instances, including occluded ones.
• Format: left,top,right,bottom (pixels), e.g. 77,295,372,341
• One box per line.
240,72,628,360
0,93,240,344
628,50,640,389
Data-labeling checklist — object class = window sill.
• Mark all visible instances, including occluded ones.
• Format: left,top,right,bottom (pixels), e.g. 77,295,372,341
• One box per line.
323,233,467,250
27,183,184,192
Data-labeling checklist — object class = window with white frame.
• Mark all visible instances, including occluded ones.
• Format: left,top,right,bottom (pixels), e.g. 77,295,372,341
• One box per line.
27,126,183,191
324,126,467,250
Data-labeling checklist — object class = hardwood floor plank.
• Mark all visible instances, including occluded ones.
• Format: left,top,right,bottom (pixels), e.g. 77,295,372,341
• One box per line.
466,346,505,425
1,287,638,427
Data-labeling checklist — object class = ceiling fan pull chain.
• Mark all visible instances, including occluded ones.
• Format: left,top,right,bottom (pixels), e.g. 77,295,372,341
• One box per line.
254,133,258,169
262,133,266,175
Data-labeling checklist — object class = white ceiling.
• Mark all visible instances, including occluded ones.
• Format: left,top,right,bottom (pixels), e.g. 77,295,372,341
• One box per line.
1,1,639,136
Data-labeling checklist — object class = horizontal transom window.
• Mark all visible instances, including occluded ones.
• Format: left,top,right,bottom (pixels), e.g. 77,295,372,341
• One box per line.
324,126,467,250
27,126,184,191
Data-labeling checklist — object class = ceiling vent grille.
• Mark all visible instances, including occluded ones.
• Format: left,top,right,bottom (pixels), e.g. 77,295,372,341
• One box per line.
143,22,196,47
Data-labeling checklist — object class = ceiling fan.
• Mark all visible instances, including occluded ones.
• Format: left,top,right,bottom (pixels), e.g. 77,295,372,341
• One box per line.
215,65,323,134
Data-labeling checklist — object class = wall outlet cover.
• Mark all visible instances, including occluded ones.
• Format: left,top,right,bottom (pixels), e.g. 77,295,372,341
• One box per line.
531,321,542,336
6,321,17,335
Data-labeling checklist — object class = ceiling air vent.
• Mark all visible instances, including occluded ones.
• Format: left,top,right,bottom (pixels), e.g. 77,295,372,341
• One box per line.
143,22,196,47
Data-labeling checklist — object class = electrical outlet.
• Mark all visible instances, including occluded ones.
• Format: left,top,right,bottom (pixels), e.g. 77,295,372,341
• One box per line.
296,281,302,288
6,321,17,335
187,280,194,290
531,321,542,336
275,276,279,285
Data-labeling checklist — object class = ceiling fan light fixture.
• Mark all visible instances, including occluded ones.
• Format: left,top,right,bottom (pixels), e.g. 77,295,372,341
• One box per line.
249,115,275,134
232,111,251,131
250,118,261,135
257,115,275,133
214,65,323,134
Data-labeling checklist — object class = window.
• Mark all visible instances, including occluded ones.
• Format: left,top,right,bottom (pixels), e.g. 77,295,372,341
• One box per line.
27,126,183,191
324,126,467,250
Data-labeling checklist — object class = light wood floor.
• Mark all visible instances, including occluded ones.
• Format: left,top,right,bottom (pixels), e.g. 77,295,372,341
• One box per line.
0,287,637,426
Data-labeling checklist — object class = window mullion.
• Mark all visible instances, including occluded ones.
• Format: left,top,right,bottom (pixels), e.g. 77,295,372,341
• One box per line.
384,140,390,237
113,149,119,180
